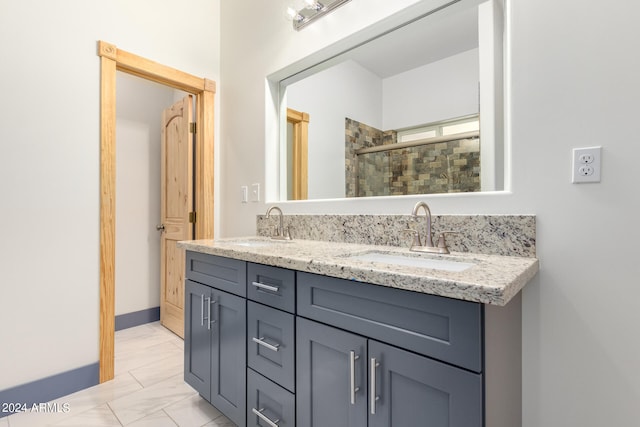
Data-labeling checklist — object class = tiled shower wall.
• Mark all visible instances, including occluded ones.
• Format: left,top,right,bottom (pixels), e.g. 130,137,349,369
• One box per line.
345,118,481,197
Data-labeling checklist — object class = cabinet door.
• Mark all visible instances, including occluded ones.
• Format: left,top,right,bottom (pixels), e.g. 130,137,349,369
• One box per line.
184,279,212,401
297,317,367,427
369,340,483,427
210,288,247,427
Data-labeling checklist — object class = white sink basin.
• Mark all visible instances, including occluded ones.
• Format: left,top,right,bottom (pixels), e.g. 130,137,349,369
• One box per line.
347,251,475,272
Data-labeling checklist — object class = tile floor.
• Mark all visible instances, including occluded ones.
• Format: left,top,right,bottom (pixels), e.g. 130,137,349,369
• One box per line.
4,322,235,427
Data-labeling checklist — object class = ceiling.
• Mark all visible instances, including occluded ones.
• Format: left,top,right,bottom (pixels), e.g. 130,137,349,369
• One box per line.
344,4,479,78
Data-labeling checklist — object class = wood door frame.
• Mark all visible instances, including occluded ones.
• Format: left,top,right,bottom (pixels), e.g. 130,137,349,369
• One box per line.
287,108,309,200
97,41,215,383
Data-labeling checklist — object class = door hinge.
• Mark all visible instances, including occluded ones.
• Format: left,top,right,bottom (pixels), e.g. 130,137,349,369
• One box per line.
189,211,197,223
190,122,197,134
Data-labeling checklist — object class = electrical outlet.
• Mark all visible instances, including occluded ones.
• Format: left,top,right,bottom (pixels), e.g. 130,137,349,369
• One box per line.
578,153,594,164
578,165,594,176
572,146,601,183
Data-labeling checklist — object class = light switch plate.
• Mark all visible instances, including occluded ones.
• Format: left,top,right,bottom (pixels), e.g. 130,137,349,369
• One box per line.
251,183,260,202
241,186,248,203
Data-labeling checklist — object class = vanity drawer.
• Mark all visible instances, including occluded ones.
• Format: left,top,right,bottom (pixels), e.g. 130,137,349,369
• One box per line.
297,272,483,372
247,301,295,392
247,368,295,427
247,263,295,313
185,251,247,297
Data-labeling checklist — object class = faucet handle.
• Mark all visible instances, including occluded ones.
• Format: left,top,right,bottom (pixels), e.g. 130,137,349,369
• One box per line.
402,228,422,247
435,231,460,253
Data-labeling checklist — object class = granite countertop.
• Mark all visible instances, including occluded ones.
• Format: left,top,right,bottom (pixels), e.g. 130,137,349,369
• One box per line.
178,237,539,306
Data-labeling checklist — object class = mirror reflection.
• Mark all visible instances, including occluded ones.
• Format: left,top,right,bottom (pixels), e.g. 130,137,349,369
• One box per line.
280,0,505,201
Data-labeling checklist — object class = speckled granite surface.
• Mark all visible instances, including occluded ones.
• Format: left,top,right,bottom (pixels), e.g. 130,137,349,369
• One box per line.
256,214,536,257
178,236,538,306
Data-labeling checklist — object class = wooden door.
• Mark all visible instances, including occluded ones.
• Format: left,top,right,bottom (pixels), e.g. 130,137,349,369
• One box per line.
160,95,193,338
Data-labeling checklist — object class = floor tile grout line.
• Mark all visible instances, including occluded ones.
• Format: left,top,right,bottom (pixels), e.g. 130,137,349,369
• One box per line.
110,375,197,426
161,408,180,427
126,369,146,389
105,401,125,427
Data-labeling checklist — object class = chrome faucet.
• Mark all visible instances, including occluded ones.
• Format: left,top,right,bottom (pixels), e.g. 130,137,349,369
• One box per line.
265,206,291,240
411,201,434,248
405,201,456,254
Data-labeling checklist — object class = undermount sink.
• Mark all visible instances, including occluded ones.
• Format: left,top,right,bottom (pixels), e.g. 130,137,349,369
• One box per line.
347,251,476,272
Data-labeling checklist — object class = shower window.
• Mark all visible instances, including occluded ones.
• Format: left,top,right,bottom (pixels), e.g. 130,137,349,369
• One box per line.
397,115,480,143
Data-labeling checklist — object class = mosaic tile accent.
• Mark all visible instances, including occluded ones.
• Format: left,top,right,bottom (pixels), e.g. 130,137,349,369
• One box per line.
345,118,481,197
257,214,536,258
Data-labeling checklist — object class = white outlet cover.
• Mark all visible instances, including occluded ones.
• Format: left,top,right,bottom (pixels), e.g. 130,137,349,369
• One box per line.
572,146,601,183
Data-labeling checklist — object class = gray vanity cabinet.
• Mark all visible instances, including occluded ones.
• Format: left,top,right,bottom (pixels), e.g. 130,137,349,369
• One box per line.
247,368,295,427
183,251,521,427
368,340,482,427
296,272,484,427
208,288,246,426
296,317,482,427
184,260,247,427
184,279,213,401
296,317,368,427
247,301,295,392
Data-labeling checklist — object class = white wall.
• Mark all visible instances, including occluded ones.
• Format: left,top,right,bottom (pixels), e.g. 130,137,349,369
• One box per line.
115,73,183,316
0,0,219,390
382,48,479,130
287,60,382,199
220,0,640,425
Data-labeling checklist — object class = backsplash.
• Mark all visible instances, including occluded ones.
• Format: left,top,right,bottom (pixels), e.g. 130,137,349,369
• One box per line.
257,214,536,258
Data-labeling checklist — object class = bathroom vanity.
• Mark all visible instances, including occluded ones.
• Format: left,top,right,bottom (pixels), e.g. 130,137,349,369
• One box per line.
178,236,537,427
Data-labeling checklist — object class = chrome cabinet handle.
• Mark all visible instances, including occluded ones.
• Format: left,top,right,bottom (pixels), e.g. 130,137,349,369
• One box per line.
204,297,217,330
370,358,380,415
252,336,280,352
251,337,280,351
251,281,280,293
200,294,205,326
349,351,360,405
252,408,280,427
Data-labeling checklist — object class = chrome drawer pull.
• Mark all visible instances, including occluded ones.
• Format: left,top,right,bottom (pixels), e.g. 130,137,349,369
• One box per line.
252,336,280,352
200,294,205,326
252,407,280,427
349,351,360,405
370,358,380,415
252,281,280,293
205,297,217,330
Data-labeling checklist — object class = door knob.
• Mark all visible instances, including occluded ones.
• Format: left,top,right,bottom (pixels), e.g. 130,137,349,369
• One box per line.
156,224,165,231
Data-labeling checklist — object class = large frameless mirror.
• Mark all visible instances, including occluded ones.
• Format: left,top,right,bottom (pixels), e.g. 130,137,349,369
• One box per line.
276,0,506,201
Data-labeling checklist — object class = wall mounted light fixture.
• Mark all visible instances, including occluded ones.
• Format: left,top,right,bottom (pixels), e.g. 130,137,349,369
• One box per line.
286,0,351,31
